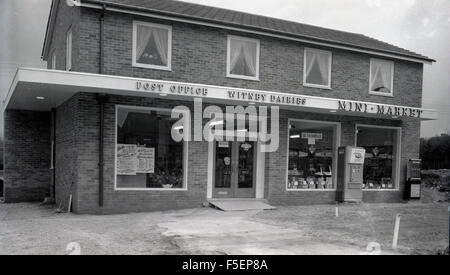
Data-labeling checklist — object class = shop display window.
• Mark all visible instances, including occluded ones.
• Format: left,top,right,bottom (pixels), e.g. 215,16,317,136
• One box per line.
116,106,187,189
356,126,400,189
287,120,338,190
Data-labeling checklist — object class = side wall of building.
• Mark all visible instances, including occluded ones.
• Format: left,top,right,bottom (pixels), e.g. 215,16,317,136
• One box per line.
3,110,51,202
46,0,81,71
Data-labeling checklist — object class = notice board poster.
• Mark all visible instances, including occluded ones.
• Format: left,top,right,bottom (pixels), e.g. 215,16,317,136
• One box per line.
117,144,138,175
136,147,155,174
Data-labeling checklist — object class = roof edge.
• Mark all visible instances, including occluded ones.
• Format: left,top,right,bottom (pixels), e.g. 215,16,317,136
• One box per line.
41,0,58,61
80,0,435,64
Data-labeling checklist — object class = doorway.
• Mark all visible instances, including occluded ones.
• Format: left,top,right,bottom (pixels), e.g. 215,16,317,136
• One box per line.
213,141,256,198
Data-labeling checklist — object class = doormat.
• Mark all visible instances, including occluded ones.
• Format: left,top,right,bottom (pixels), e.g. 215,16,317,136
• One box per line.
208,199,276,211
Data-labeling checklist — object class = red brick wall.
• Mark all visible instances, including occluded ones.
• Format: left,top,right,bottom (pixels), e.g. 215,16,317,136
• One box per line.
54,93,209,214
72,8,423,108
3,110,51,202
55,95,79,211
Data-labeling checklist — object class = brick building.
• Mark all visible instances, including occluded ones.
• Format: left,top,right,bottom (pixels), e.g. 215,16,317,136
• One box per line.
2,0,437,213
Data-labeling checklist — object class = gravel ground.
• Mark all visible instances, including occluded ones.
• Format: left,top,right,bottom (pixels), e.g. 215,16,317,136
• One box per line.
0,202,448,255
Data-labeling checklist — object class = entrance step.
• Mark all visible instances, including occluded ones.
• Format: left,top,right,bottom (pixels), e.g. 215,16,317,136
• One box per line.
208,199,276,211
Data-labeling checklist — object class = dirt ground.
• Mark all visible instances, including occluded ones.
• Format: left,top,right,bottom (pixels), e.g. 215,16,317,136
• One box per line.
0,202,448,255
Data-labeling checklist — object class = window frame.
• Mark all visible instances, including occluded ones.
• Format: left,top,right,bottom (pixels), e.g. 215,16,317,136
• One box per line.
226,35,260,81
369,58,394,97
355,124,402,191
132,21,173,71
303,47,332,90
114,105,189,191
65,27,72,71
285,118,341,192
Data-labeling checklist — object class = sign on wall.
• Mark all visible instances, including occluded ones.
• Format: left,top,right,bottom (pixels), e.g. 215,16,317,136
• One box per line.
133,79,435,120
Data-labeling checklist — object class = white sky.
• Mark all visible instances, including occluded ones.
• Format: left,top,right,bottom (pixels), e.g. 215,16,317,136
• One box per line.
0,0,449,138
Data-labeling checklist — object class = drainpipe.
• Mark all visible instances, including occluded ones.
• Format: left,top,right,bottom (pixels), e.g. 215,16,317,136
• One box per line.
99,4,106,74
50,108,56,199
97,94,108,207
97,4,107,207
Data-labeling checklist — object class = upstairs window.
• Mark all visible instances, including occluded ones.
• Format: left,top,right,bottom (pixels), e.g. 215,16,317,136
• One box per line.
66,28,72,71
227,35,260,81
132,21,172,71
303,48,332,89
369,58,394,96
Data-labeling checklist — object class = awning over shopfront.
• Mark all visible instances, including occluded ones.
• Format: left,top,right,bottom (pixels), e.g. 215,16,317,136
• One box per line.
3,68,438,121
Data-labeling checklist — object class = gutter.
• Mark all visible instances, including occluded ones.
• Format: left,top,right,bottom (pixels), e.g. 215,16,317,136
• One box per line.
79,0,435,64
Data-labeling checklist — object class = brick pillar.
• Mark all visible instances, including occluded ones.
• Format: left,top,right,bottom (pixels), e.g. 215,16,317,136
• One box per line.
3,110,51,202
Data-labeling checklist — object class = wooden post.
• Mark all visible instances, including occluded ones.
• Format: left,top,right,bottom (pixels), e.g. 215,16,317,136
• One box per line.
392,214,401,250
68,194,73,214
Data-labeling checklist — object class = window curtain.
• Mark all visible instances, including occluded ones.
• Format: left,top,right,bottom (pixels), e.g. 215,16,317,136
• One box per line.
230,39,257,76
305,51,329,85
152,28,168,65
316,52,329,83
136,25,168,65
242,41,256,76
371,61,392,92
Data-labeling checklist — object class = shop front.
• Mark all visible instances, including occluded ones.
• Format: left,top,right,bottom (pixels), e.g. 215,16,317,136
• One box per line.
2,68,437,213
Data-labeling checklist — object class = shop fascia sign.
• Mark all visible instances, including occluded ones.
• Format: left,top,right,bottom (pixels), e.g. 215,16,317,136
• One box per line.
136,80,424,118
136,81,308,107
337,100,423,118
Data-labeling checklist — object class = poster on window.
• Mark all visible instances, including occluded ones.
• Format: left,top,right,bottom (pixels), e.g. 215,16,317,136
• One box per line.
136,147,155,174
117,144,138,175
349,148,366,164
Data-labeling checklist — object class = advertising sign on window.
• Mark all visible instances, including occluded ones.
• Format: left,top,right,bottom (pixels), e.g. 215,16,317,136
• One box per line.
349,148,366,164
117,144,155,175
117,144,138,175
136,147,155,174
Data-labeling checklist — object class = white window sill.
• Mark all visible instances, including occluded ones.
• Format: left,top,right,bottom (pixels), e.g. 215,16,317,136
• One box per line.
132,63,172,71
115,188,188,191
286,188,337,192
303,83,332,90
363,189,399,192
369,91,394,97
226,73,260,82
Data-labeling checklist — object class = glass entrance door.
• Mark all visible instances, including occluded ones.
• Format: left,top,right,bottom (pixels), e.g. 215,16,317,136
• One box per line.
213,141,256,198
